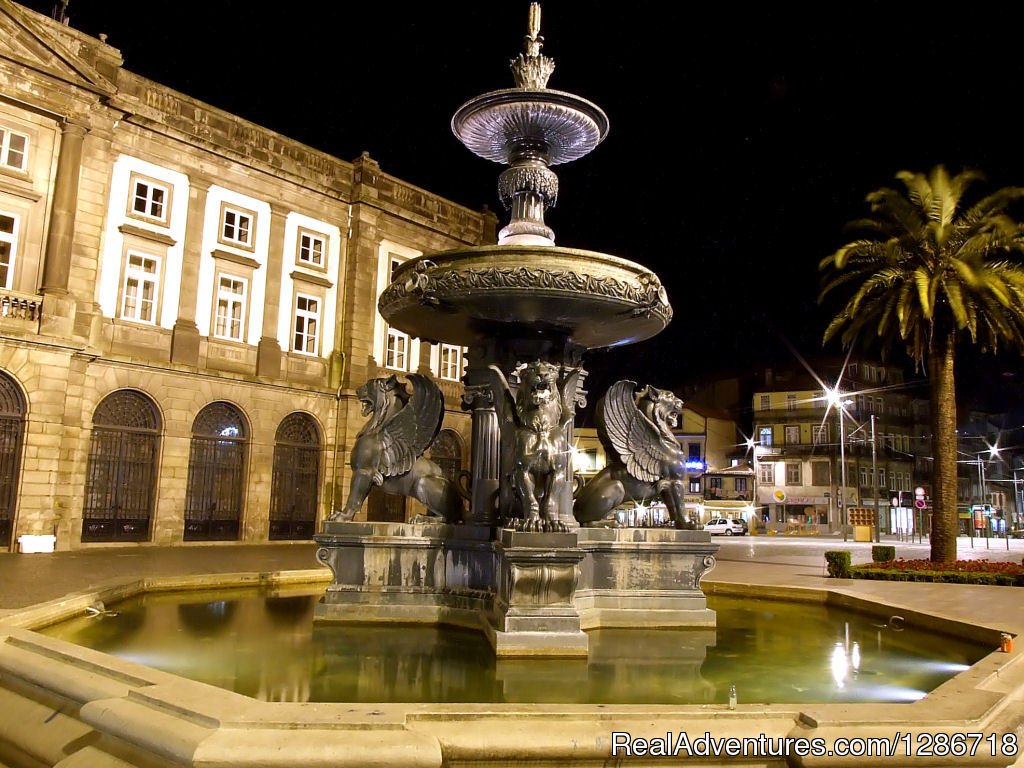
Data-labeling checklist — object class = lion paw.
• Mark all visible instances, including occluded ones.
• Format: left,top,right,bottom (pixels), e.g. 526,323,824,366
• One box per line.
520,515,545,533
544,519,569,533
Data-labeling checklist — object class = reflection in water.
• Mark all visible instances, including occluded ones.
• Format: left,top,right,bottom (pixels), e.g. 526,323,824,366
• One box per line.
40,589,986,705
178,600,236,636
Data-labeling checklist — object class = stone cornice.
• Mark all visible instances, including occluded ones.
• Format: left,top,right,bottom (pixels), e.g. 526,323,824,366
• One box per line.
211,249,260,270
118,223,176,247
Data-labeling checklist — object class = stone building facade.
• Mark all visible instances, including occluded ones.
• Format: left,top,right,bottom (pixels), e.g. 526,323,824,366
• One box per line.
0,1,494,549
751,359,928,534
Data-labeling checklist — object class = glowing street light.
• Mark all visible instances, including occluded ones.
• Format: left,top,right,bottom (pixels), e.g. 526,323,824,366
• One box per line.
826,387,854,541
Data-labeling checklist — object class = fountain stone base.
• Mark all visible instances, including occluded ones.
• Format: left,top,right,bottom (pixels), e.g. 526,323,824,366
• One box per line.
315,522,718,657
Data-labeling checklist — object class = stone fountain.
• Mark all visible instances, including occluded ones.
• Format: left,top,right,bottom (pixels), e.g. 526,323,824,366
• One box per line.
315,4,718,656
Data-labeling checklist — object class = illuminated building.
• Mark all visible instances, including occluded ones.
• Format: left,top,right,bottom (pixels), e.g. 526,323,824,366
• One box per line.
0,1,492,548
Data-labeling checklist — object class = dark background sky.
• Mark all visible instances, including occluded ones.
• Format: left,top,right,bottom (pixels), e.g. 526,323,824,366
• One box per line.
18,1,1024,410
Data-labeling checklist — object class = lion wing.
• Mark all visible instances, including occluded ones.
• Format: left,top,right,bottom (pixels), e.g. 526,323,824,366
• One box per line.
378,373,444,477
600,380,679,484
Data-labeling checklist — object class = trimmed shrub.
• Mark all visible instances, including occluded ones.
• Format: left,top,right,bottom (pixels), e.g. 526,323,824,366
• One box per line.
825,550,852,578
872,545,896,563
850,563,1024,587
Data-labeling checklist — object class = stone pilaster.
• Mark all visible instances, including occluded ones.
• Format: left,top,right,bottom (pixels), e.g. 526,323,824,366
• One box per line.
39,121,87,338
416,339,432,375
170,177,210,366
256,204,288,378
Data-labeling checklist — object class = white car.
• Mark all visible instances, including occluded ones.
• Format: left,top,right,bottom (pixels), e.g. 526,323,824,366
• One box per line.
704,518,746,536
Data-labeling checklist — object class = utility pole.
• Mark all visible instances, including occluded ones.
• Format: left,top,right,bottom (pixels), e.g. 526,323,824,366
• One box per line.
871,414,879,542
839,405,848,542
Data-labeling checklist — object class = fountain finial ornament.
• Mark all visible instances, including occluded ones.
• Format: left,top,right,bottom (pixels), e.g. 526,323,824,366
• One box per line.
511,3,555,89
452,3,609,245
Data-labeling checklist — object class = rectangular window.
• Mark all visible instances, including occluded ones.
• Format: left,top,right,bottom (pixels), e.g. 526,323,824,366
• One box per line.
128,174,170,224
786,394,797,411
812,423,829,445
385,327,409,370
811,461,830,486
734,477,748,493
0,127,27,171
220,204,255,249
785,463,801,485
709,477,723,490
213,275,246,341
688,443,701,461
878,468,886,487
383,254,411,370
293,294,319,355
759,394,771,410
758,426,773,447
759,463,775,484
297,230,325,267
439,343,462,381
859,466,869,487
121,252,159,323
784,425,800,445
0,212,18,289
689,478,701,493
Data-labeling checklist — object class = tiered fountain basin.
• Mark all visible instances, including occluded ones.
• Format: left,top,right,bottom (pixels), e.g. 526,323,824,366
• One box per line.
2,568,1023,768
379,245,672,348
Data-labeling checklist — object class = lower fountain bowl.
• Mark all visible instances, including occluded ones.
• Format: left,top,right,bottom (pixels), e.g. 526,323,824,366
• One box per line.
378,245,673,349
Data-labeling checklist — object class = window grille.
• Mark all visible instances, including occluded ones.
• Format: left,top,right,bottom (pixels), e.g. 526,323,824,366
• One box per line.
269,412,321,540
185,402,247,541
0,373,24,546
82,390,160,542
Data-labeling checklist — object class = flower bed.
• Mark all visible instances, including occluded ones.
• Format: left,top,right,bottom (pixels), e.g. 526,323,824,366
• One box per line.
851,558,1024,586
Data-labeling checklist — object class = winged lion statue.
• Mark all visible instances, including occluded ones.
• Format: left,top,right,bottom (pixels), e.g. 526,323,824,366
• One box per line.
328,374,463,523
573,380,694,528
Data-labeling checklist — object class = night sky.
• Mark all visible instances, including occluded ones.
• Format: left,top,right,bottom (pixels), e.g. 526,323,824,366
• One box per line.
18,1,1024,407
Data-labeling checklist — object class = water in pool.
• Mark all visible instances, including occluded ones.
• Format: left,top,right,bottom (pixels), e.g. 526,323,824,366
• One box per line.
40,587,985,705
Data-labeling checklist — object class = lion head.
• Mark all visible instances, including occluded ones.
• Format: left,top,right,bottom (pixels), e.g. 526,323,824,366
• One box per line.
517,361,561,412
636,385,684,435
356,375,408,434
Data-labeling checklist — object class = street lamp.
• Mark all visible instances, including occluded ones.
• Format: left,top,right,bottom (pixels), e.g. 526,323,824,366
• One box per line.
746,437,762,531
827,388,854,542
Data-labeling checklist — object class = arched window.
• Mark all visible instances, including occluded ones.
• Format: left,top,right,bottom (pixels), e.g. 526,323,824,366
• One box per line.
185,402,247,541
429,429,463,484
82,390,160,542
269,412,321,540
0,372,25,547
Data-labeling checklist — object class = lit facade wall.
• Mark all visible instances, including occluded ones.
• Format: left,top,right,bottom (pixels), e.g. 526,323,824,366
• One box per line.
0,2,495,548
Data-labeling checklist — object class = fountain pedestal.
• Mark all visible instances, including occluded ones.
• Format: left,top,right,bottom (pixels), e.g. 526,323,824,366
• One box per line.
486,530,588,656
314,522,717,657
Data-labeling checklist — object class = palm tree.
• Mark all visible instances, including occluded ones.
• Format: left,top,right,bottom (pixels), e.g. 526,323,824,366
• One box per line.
819,166,1024,562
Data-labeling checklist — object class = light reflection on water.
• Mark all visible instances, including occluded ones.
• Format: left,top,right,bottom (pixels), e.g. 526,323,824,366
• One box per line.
39,588,986,705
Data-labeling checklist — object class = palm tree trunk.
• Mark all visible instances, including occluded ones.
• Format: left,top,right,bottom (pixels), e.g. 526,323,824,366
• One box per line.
929,328,958,562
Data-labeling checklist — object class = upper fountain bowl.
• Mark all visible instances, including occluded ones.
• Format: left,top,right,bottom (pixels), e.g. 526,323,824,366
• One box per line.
378,245,672,350
452,88,609,165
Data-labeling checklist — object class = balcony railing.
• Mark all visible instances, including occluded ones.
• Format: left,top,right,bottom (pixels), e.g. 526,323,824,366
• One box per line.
705,489,751,502
0,291,41,328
